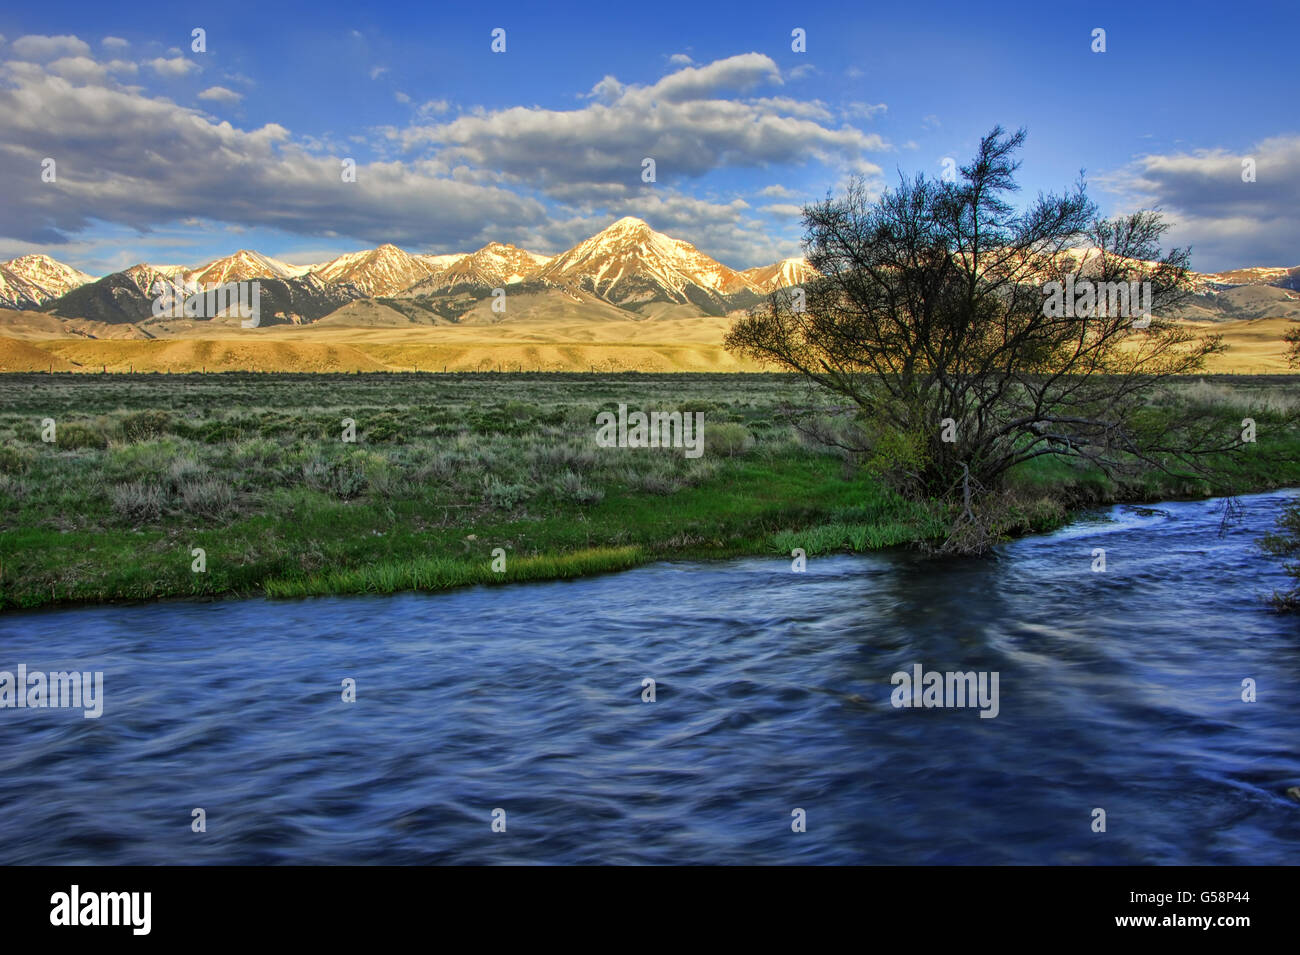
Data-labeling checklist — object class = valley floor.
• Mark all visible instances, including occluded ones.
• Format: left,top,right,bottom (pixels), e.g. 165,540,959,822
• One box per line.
0,314,1295,373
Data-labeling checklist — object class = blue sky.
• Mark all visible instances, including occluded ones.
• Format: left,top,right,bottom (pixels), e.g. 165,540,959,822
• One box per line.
1,0,1296,275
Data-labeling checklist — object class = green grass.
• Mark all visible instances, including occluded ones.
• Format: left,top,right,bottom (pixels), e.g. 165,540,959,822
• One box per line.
2,371,1299,611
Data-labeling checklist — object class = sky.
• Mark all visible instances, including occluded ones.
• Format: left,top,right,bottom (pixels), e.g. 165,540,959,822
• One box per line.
0,0,1296,276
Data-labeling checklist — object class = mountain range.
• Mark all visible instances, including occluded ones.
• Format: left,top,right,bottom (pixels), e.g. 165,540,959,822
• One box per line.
2,217,1297,330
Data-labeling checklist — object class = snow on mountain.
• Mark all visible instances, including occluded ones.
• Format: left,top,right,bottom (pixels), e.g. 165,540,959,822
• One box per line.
0,267,48,310
404,242,551,294
0,254,95,309
187,250,313,285
1199,265,1300,292
532,217,760,312
5,254,94,297
416,252,470,271
307,244,448,296
741,257,818,292
144,264,190,280
120,264,173,294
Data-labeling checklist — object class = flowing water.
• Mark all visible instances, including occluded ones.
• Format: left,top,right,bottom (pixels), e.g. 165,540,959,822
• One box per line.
2,491,1298,864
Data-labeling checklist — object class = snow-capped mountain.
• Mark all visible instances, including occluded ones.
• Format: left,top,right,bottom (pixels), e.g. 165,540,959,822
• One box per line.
532,217,764,314
45,264,365,325
0,266,50,310
402,242,551,294
1200,265,1300,292
416,252,470,272
308,244,447,296
147,264,191,280
44,264,174,323
187,250,314,285
0,254,95,309
741,257,818,293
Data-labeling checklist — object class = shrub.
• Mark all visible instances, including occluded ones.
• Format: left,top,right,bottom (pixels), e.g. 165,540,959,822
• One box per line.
302,455,368,500
105,439,182,483
0,445,31,475
120,410,173,442
56,421,108,450
229,438,285,483
553,470,604,506
167,456,210,491
111,481,166,523
482,474,530,510
705,422,752,457
177,478,234,520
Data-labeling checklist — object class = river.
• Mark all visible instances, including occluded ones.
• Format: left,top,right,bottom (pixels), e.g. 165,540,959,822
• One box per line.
1,491,1297,864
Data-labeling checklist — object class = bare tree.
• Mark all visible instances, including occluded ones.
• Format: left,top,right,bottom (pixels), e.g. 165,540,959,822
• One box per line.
726,127,1236,526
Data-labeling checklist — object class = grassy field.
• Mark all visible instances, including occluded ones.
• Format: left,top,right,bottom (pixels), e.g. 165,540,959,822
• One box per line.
2,371,1299,611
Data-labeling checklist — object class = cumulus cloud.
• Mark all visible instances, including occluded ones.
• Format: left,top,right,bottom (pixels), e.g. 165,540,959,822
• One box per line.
0,59,544,249
397,53,885,193
147,56,198,78
45,56,109,84
12,35,91,60
1099,135,1300,270
102,37,128,50
198,86,243,104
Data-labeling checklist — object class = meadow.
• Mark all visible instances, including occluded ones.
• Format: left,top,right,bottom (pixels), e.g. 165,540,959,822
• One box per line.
1,371,1298,610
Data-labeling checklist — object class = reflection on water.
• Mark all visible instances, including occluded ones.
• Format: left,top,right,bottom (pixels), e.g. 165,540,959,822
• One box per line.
1,491,1298,864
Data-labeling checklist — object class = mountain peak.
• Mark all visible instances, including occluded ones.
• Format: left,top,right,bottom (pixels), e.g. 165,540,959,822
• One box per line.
604,216,651,231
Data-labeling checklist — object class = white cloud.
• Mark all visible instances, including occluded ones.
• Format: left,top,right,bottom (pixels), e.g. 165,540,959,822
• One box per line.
845,101,887,119
45,57,109,84
147,56,198,78
416,99,449,120
584,74,623,102
198,86,243,104
369,66,388,80
667,53,693,67
12,35,91,60
102,37,128,50
394,91,411,104
397,53,886,192
1099,135,1300,270
0,56,546,250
